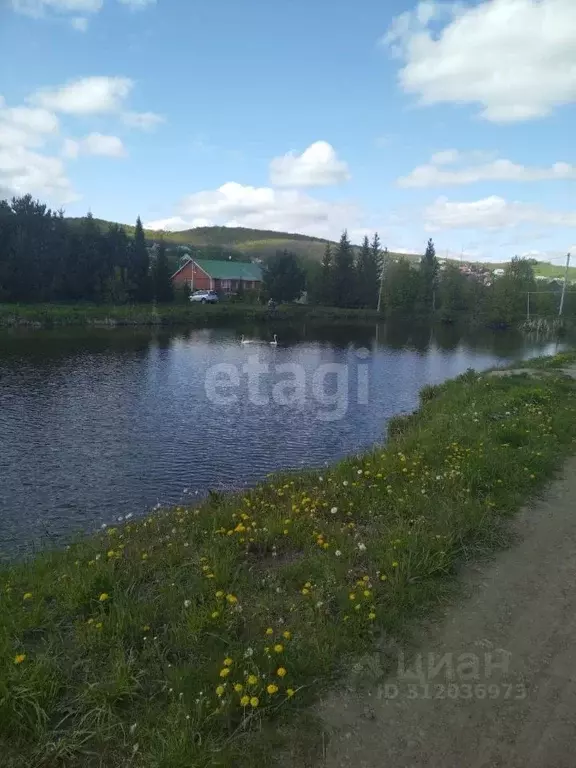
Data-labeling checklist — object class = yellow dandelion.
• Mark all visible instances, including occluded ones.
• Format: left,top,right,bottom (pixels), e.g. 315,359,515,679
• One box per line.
219,668,230,678
216,685,225,696
226,594,238,604
247,674,258,686
287,688,295,698
234,683,243,693
265,627,273,636
267,683,279,695
14,654,26,665
23,592,32,600
363,590,372,597
107,550,115,558
283,630,291,640
368,612,376,620
223,657,233,667
349,593,356,601
301,588,309,595
215,590,224,598
98,593,109,602
392,561,399,568
250,696,259,708
240,695,250,707
276,667,287,678
273,644,283,653
96,622,103,629
211,611,220,619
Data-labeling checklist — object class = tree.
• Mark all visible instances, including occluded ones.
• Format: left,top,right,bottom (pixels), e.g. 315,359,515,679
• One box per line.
489,256,536,327
128,216,151,302
152,239,174,302
332,230,356,307
355,233,382,308
380,260,419,317
418,238,439,313
317,241,334,305
262,250,305,302
438,264,471,322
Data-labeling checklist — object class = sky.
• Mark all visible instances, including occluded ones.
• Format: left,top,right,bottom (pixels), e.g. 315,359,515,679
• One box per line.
1,0,576,263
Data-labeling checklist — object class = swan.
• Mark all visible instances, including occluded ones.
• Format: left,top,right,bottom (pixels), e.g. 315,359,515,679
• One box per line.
240,335,253,344
270,334,278,346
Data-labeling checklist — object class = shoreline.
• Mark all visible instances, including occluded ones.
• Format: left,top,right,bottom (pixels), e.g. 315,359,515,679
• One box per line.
2,352,576,766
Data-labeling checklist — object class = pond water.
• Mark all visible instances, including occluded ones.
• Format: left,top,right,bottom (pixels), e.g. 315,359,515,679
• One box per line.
0,321,570,558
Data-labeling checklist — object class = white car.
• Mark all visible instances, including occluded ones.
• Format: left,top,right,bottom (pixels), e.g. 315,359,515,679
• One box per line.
189,290,219,304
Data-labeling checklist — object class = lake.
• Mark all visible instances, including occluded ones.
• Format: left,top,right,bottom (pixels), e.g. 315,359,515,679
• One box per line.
0,321,570,559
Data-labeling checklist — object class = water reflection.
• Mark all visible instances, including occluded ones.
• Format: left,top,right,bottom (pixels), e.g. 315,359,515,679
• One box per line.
0,321,571,558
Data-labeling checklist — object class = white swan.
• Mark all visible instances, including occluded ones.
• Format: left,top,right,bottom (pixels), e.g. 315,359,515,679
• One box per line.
270,334,278,346
240,335,253,344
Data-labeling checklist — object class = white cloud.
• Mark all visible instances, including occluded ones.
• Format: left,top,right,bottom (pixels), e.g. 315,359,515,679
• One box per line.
117,0,156,7
0,97,75,203
70,15,89,30
384,0,576,122
30,76,133,115
121,111,165,131
269,141,350,188
399,150,576,187
62,132,126,158
10,0,102,15
425,196,576,231
145,182,358,238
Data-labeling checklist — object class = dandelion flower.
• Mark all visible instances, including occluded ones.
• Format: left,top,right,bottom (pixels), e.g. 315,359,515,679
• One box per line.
247,674,258,686
23,593,32,600
368,612,376,620
14,654,26,665
363,590,371,597
215,590,224,598
287,688,295,698
283,630,291,640
250,696,259,708
216,685,225,696
265,628,273,636
240,695,250,707
223,657,233,667
226,594,238,604
277,667,287,678
99,593,109,602
267,684,279,695
234,683,243,693
273,644,283,653
392,561,399,568
219,668,231,678
349,593,356,601
301,588,310,595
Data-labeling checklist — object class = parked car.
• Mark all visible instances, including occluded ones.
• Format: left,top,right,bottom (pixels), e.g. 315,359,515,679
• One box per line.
189,290,219,304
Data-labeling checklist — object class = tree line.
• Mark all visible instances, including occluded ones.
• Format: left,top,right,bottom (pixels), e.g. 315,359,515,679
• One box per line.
0,195,173,303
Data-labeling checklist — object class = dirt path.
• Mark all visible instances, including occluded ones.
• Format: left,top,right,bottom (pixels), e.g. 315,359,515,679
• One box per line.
319,455,576,768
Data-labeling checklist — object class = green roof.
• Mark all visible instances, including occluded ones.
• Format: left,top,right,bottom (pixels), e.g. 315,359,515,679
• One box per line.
194,259,262,281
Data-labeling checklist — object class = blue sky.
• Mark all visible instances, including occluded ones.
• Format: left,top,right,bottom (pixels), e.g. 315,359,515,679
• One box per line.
1,0,575,262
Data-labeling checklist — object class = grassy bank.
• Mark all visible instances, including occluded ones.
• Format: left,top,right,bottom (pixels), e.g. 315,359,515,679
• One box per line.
2,353,576,767
0,303,382,329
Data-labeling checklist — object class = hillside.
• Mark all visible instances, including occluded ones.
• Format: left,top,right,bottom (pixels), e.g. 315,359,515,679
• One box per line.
65,218,572,279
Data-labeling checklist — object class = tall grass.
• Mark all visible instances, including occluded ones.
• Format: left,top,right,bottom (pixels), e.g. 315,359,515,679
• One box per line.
0,303,382,329
1,354,576,767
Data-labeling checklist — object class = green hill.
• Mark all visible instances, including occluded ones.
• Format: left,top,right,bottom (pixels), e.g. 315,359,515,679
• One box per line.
64,218,573,279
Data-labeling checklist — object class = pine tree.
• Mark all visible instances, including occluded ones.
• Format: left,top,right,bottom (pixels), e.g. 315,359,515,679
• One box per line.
152,239,174,302
319,241,334,305
262,250,305,302
418,237,439,313
333,230,356,307
355,233,381,308
128,216,151,302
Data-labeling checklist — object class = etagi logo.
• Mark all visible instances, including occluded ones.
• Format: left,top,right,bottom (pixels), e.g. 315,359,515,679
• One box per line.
204,347,370,422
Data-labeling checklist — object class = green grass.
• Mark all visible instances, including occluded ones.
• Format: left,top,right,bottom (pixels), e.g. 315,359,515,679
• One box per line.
0,303,383,329
2,353,576,767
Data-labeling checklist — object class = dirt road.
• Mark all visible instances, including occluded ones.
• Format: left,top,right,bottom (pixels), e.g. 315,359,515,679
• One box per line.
319,455,576,768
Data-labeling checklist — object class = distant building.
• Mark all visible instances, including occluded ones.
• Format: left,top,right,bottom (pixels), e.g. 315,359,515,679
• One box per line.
171,258,262,294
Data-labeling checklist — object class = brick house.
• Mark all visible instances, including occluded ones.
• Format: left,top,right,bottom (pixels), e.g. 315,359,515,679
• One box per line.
171,258,263,295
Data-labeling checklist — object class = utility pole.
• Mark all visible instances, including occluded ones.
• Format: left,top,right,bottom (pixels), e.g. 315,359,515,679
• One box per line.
559,252,571,317
377,247,388,313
